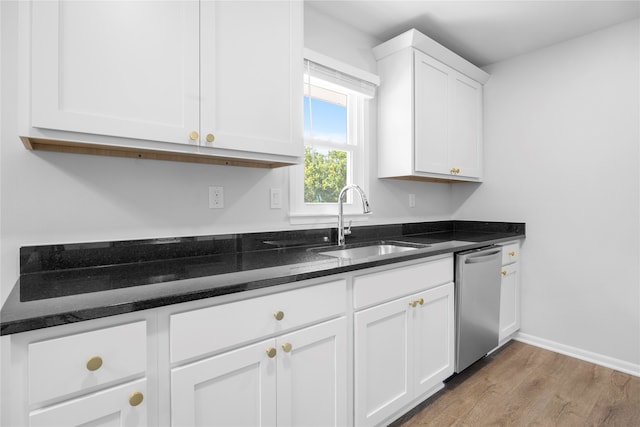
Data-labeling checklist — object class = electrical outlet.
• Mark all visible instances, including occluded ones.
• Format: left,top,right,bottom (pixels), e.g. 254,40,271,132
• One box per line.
270,188,282,209
209,186,224,209
409,193,416,208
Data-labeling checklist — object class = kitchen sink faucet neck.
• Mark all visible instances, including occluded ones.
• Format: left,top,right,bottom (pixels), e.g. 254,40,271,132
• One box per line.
338,185,372,246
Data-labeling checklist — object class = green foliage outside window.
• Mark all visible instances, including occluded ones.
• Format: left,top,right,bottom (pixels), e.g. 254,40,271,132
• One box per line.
304,146,347,203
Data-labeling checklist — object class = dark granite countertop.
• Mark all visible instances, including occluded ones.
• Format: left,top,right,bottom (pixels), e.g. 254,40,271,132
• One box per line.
0,221,525,335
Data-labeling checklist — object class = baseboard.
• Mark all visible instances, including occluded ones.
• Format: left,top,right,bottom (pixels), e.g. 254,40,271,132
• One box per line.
515,332,640,377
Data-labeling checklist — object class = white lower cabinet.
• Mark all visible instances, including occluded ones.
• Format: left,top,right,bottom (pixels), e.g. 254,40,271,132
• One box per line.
168,280,348,427
170,317,347,427
2,256,461,427
353,257,455,426
499,242,522,343
0,315,153,426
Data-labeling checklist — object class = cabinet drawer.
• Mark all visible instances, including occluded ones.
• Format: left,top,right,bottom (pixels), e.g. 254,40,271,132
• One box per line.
501,243,520,265
170,280,347,363
29,378,147,427
353,256,453,309
28,321,147,405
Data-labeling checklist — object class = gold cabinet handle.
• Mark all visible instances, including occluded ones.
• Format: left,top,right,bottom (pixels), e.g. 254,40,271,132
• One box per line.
281,342,293,353
409,298,424,308
86,355,103,372
273,310,284,321
189,131,199,141
501,270,507,276
450,168,460,174
129,391,144,407
266,347,277,358
509,251,516,257
206,133,215,143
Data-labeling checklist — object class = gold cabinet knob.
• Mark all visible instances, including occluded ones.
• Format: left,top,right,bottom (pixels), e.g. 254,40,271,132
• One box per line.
450,168,460,174
206,133,215,143
129,391,144,407
409,298,424,308
509,251,516,257
266,347,277,358
86,355,103,372
188,131,199,141
273,310,284,321
501,270,507,276
281,342,293,353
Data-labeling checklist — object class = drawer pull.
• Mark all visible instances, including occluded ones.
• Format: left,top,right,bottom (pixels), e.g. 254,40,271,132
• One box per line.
266,347,277,358
501,270,508,276
206,133,215,143
273,310,285,321
188,131,199,141
509,251,516,257
129,391,144,407
281,342,293,353
86,356,103,372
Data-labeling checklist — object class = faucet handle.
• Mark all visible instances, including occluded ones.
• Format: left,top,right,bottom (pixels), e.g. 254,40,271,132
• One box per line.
344,220,353,236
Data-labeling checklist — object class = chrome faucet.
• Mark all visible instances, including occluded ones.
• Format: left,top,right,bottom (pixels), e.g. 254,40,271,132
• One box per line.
338,184,372,246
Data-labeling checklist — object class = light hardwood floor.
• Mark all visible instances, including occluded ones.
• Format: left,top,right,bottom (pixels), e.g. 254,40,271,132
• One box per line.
395,341,640,426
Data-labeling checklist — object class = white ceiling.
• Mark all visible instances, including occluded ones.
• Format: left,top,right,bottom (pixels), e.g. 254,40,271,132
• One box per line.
306,1,640,67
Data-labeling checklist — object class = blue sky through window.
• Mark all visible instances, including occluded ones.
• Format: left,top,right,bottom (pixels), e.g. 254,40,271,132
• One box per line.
304,96,347,143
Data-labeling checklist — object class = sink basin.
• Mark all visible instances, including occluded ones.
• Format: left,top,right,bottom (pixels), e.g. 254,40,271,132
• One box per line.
317,241,428,260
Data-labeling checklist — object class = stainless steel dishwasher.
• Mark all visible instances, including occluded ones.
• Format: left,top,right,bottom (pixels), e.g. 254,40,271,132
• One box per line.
455,246,502,373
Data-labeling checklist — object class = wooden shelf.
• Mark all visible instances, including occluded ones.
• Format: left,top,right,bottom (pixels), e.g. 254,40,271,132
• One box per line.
21,137,296,169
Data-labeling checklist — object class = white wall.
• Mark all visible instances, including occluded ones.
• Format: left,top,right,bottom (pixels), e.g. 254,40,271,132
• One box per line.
0,3,453,305
453,19,640,369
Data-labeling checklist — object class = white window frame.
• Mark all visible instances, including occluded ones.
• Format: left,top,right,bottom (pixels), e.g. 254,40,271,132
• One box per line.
289,53,378,225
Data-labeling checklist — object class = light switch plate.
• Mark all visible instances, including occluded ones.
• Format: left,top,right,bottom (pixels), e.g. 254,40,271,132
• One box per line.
270,188,282,209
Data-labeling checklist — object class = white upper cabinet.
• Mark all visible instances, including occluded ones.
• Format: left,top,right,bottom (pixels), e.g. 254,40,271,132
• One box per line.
27,0,303,167
374,29,488,182
199,1,302,158
31,1,199,145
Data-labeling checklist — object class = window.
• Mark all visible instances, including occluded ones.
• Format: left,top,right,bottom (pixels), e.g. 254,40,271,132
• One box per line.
290,51,378,223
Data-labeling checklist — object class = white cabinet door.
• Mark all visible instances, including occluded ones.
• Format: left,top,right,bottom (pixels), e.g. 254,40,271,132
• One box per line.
450,74,482,179
171,340,277,427
199,1,303,157
354,297,413,426
413,282,455,396
499,263,520,341
277,318,348,427
31,0,200,145
414,50,482,180
354,281,455,426
414,51,450,176
29,378,147,427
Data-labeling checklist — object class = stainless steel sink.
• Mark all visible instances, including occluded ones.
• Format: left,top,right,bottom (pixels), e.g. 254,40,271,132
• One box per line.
316,241,429,260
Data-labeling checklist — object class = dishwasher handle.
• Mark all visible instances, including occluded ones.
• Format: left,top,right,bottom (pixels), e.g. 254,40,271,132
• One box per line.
464,249,501,264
